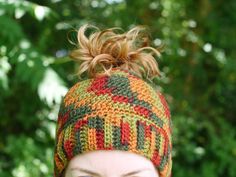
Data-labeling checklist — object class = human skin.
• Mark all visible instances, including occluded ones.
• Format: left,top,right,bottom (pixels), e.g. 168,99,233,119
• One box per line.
64,150,159,177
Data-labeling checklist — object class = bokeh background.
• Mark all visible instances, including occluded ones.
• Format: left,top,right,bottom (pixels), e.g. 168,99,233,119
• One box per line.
0,0,236,177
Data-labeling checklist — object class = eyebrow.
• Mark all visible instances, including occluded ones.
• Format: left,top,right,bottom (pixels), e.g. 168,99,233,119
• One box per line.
71,167,151,177
121,168,151,177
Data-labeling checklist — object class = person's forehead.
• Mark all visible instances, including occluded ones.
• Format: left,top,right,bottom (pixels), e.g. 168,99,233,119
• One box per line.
68,150,155,171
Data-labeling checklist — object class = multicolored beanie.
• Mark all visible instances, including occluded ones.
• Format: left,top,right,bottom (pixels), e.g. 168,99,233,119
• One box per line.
54,67,172,177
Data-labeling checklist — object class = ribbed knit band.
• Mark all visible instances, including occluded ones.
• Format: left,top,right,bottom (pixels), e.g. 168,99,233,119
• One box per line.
54,67,172,177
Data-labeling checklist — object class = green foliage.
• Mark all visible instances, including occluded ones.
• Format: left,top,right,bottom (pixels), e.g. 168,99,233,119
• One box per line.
0,0,235,177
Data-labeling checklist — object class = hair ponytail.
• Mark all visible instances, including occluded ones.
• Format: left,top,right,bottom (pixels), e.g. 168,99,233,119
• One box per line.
68,24,163,80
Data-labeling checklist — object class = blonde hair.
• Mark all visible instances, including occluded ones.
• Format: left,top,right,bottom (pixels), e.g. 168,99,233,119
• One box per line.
68,24,164,80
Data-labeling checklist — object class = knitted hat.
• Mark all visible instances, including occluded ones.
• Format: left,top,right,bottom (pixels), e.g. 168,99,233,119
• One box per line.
54,24,172,177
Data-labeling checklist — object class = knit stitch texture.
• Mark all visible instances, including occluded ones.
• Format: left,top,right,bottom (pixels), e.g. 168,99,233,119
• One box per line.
54,67,172,177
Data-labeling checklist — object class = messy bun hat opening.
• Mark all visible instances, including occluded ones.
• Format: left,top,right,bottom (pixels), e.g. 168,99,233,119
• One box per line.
54,24,172,177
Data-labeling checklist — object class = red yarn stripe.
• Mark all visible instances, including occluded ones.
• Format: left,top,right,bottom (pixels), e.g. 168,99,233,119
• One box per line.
151,149,161,166
112,95,129,103
158,93,171,119
87,76,113,96
64,140,74,159
134,105,151,117
144,124,151,139
121,121,130,144
96,129,105,149
74,119,88,131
